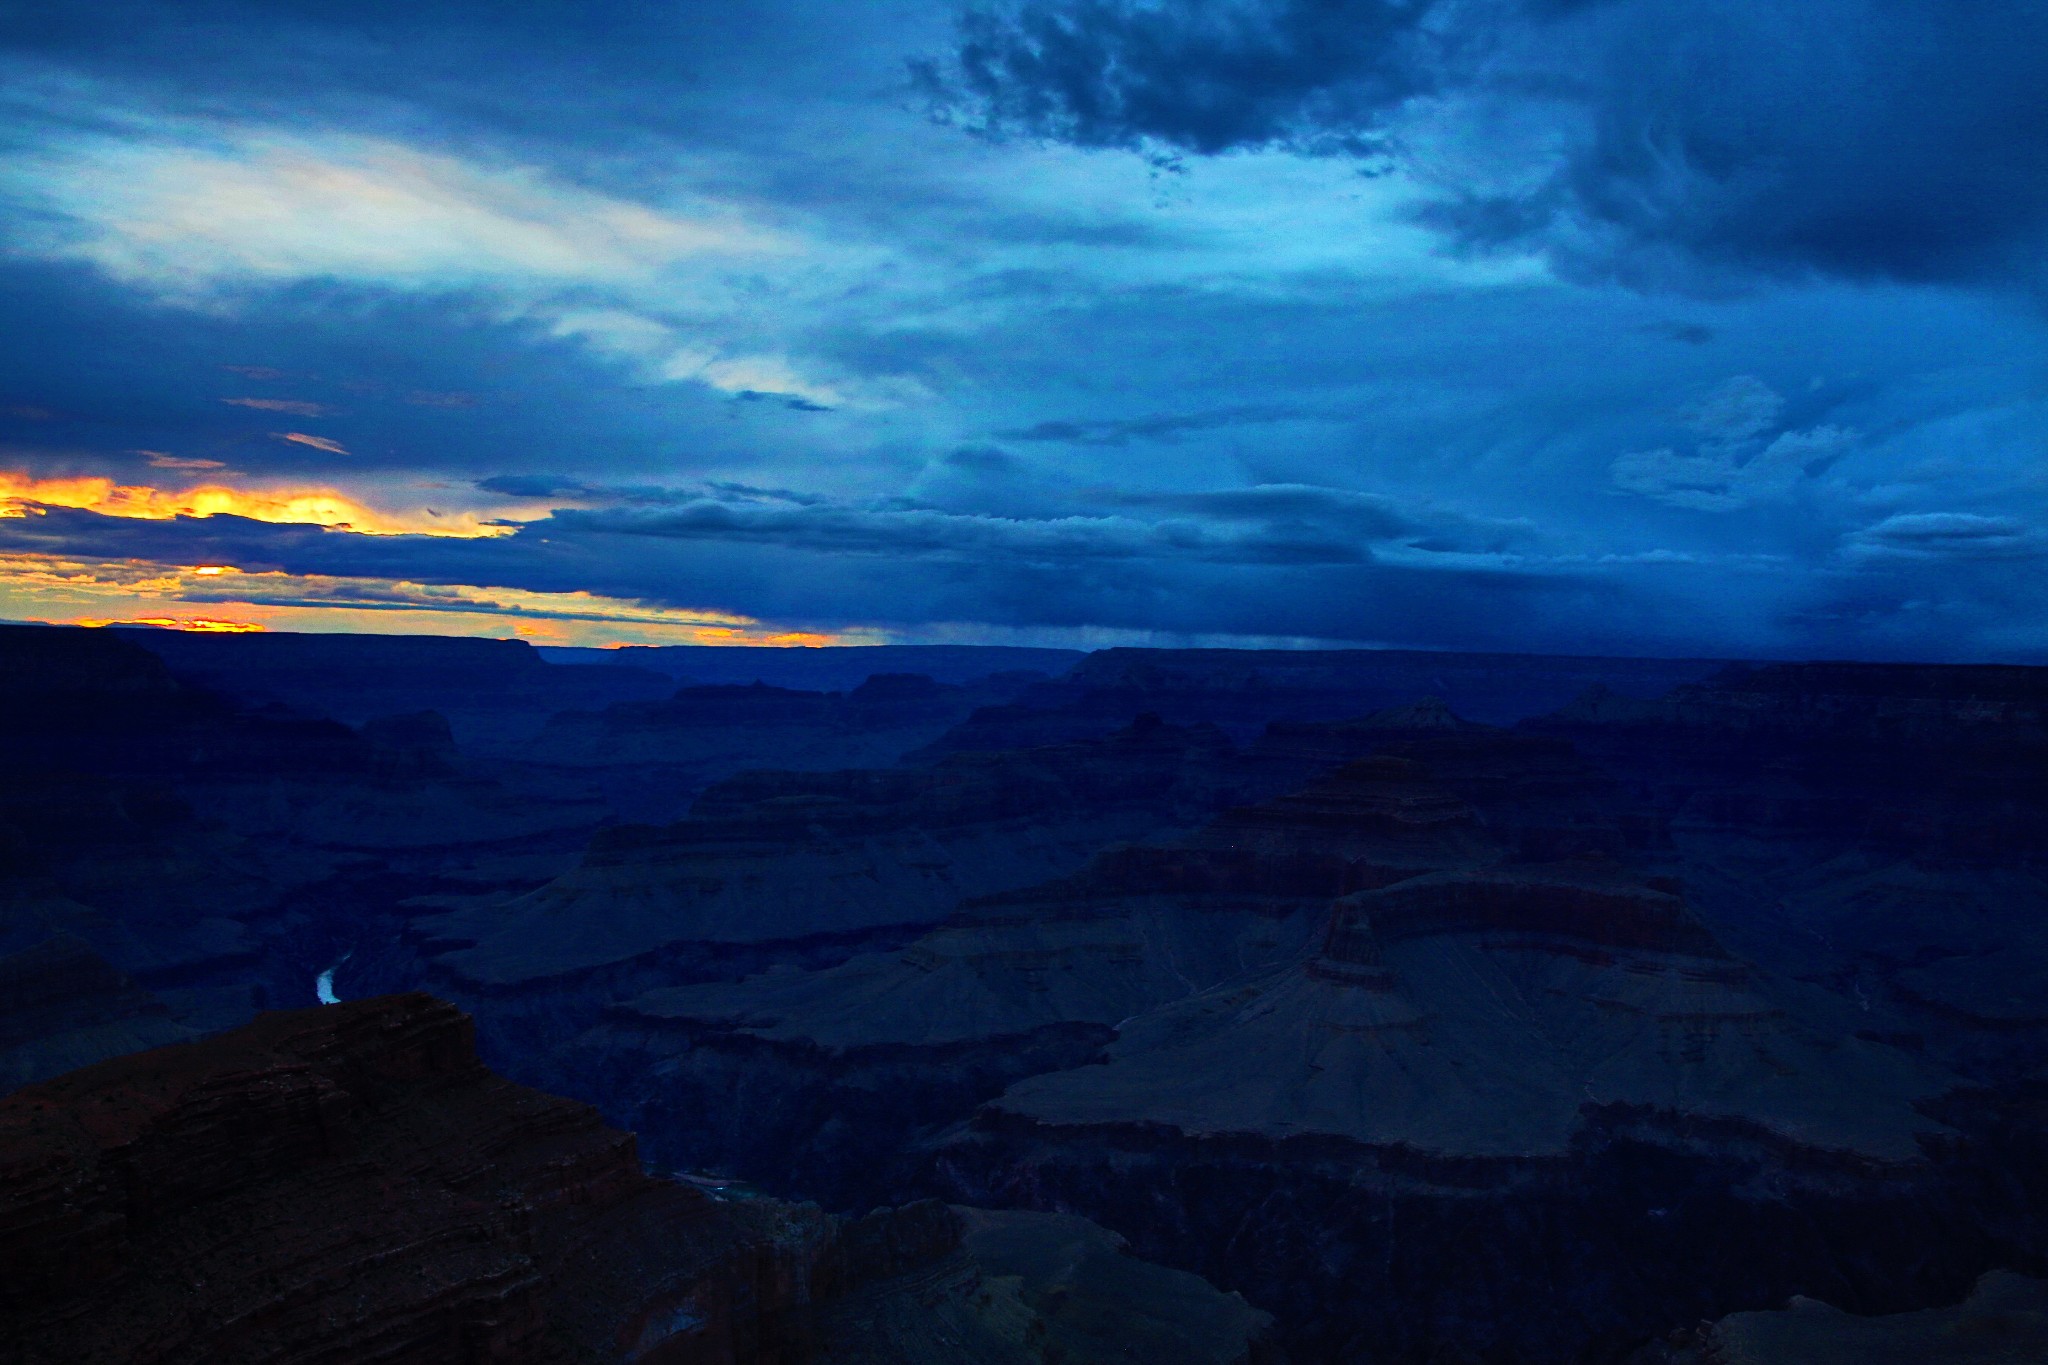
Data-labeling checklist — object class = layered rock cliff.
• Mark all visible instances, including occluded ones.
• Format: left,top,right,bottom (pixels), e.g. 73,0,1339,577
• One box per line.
118,626,675,752
545,748,1499,1202
542,703,2032,1361
418,715,1279,993
0,625,616,1079
0,993,1269,1365
1530,661,2048,1079
917,646,1722,754
1630,1270,2048,1365
518,672,1052,823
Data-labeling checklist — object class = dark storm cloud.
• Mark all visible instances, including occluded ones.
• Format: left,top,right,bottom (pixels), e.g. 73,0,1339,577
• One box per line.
1105,484,1538,553
0,264,759,481
549,486,1391,566
4,1,2043,662
0,475,1509,598
925,0,2048,289
1844,513,2047,563
475,475,602,500
997,403,1325,445
0,500,1634,651
1643,321,1713,346
917,0,1450,158
0,0,840,142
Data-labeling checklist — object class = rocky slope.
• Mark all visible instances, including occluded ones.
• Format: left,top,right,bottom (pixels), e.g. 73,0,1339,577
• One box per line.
919,646,1723,754
815,1206,1275,1365
517,671,1052,823
538,702,2047,1361
541,643,1084,691
1631,1270,2048,1365
417,715,1282,994
1530,661,2048,1080
500,743,1524,1196
0,992,1269,1365
0,934,193,1091
119,626,675,752
0,625,609,1068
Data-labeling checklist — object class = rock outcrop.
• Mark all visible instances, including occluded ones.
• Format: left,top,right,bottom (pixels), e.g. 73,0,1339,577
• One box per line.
1530,661,2048,1079
118,626,675,752
420,715,1276,991
0,992,1268,1365
816,1207,1275,1365
547,702,2006,1361
518,673,1052,823
0,626,627,1088
1631,1270,2048,1365
917,646,1723,754
0,935,193,1091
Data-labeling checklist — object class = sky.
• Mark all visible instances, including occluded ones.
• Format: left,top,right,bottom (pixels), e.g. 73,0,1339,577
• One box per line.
0,0,2042,657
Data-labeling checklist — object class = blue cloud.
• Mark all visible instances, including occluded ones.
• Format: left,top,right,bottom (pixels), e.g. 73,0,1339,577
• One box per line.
925,0,2048,291
0,0,2041,662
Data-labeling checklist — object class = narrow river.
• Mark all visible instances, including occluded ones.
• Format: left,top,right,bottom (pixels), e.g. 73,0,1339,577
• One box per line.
315,953,351,1005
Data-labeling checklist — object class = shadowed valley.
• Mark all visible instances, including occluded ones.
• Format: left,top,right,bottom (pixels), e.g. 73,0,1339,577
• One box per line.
3,626,2045,1362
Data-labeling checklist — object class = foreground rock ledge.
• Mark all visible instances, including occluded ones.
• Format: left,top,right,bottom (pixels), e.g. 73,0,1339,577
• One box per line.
0,992,1272,1365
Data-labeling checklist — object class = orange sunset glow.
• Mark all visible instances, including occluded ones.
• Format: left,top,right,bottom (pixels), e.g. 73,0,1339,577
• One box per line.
75,616,267,632
0,471,514,537
0,550,868,648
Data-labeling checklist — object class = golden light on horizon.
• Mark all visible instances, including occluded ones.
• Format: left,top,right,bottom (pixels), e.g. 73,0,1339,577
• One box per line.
75,616,268,633
0,471,516,538
0,550,879,649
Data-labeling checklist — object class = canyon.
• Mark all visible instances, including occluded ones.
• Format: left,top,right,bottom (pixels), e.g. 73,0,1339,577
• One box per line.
0,991,1270,1364
2,624,2044,1361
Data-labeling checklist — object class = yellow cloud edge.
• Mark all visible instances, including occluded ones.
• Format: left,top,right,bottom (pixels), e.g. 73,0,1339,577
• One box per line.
0,553,873,649
0,471,515,538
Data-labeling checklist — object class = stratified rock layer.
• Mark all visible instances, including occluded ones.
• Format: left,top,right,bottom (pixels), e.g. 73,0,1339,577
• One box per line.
0,993,849,1363
815,1207,1275,1365
424,716,1273,989
0,992,1272,1365
0,934,193,1091
1531,661,2048,1077
1632,1270,2048,1365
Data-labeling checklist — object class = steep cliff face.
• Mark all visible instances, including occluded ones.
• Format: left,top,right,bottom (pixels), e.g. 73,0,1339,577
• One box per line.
547,749,1504,1203
1530,662,2048,1080
0,993,1269,1365
515,673,1053,823
0,626,613,1067
532,700,2030,1362
1629,1270,2048,1365
0,992,820,1363
0,935,194,1091
917,647,1723,754
419,716,1279,992
118,626,675,752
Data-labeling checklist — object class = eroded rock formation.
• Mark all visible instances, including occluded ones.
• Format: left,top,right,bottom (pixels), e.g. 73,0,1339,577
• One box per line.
1630,1270,2048,1365
0,993,1269,1364
420,714,1277,992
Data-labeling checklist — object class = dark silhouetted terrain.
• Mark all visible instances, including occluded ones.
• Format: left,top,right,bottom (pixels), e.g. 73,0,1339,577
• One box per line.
3,625,2046,1362
0,992,1270,1364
